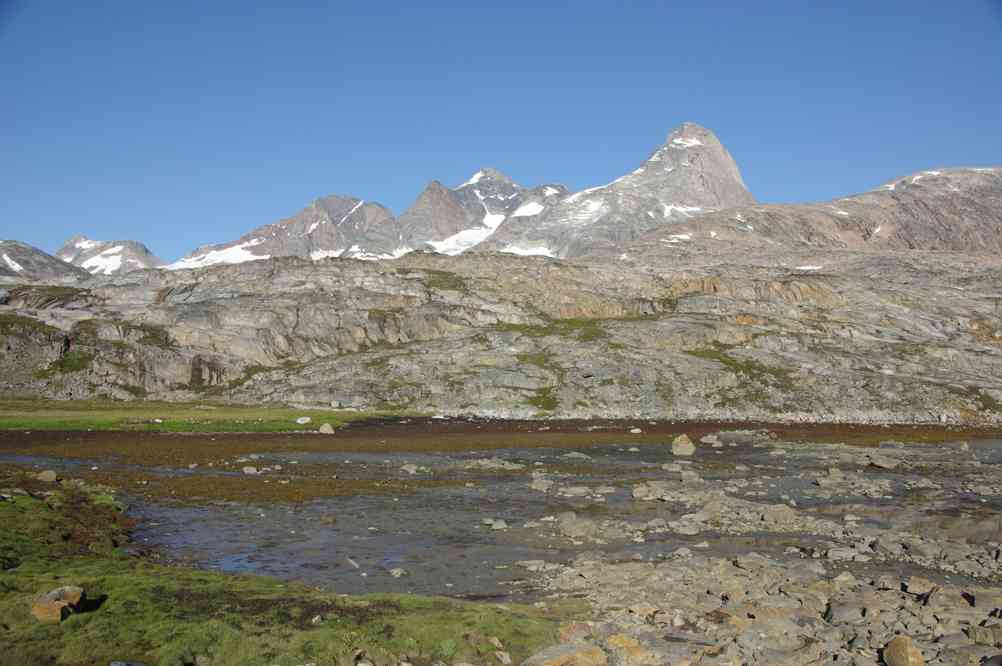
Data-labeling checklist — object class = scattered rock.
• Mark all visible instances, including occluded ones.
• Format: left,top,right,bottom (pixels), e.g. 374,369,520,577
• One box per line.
242,466,259,475
868,454,899,470
671,434,695,456
482,518,509,530
905,576,936,596
882,635,923,665
388,567,408,578
522,643,608,666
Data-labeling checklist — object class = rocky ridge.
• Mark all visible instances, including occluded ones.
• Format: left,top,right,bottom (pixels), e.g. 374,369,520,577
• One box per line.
0,240,89,283
56,235,164,275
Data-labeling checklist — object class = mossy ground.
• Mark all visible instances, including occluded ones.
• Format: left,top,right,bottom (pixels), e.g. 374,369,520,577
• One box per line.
0,470,568,666
0,399,417,433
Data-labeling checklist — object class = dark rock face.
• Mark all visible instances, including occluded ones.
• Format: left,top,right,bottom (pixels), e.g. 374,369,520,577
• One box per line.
0,241,89,282
56,236,163,276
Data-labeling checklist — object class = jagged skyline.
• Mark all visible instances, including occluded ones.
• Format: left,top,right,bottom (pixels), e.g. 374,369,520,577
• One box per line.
3,2,1001,260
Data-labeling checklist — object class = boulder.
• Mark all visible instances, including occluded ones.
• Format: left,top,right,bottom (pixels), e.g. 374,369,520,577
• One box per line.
31,586,85,624
882,635,923,666
522,643,608,666
35,470,58,483
671,434,695,456
318,422,335,434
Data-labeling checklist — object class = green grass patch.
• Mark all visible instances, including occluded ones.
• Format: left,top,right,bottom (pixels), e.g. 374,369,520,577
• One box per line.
685,346,792,387
498,318,607,342
685,344,794,411
72,319,174,349
33,351,94,379
0,313,59,337
0,474,567,666
0,399,422,432
516,351,563,413
422,269,468,292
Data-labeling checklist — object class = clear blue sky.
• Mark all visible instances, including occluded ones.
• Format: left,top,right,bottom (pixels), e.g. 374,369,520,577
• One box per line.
3,1,1001,261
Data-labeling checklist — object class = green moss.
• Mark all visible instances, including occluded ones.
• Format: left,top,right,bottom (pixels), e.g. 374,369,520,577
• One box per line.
685,344,793,411
516,351,563,412
0,313,59,337
685,346,792,387
0,399,424,432
34,350,94,379
0,473,566,666
422,269,468,292
526,386,558,411
497,318,607,342
225,365,271,390
72,319,174,349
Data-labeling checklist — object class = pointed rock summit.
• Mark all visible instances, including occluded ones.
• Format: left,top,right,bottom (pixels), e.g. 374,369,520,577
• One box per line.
480,122,756,257
629,122,756,209
457,167,516,189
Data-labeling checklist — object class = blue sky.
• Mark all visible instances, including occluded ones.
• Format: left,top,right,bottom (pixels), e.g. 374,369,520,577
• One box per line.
2,1,1001,261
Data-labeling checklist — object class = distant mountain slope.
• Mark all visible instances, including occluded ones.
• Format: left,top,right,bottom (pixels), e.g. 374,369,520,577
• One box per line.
161,122,756,269
0,240,88,282
57,236,163,275
599,166,1002,264
48,124,1002,271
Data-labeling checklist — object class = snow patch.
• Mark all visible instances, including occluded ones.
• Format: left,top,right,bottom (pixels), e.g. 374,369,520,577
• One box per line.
710,231,718,238
460,171,485,187
662,233,692,244
310,248,345,261
670,137,703,149
543,186,561,197
166,239,270,270
832,209,850,216
339,200,365,224
499,245,555,258
343,245,413,261
81,245,125,275
795,265,823,271
565,185,604,203
75,238,99,250
426,205,507,256
512,201,545,217
663,204,702,217
2,254,24,273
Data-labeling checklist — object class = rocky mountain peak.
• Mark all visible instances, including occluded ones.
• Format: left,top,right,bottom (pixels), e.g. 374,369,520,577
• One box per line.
458,167,515,189
626,122,756,209
56,235,163,276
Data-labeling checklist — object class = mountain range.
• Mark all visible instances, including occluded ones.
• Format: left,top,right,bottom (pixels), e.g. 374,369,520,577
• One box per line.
3,122,1002,423
5,122,999,281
